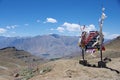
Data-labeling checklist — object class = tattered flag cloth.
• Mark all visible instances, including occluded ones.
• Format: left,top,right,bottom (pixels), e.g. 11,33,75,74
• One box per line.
86,49,97,57
78,7,106,58
86,45,105,57
101,12,107,20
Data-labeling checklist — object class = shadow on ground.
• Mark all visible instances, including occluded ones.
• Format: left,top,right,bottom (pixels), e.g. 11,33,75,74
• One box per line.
79,60,120,74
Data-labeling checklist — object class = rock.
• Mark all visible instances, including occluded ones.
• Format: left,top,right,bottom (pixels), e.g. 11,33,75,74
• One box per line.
13,73,19,77
40,70,43,74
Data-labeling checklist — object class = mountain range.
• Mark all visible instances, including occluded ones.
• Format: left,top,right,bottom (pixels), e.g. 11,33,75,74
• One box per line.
0,35,119,80
0,34,80,59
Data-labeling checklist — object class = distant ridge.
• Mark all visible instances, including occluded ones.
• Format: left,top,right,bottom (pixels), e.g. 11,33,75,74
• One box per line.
0,35,80,59
49,34,60,38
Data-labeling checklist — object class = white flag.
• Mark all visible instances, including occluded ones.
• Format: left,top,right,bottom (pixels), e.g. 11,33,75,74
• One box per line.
102,7,105,11
101,13,107,20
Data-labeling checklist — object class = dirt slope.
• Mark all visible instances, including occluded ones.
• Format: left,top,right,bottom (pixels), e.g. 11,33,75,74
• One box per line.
0,47,43,80
105,36,120,50
30,58,120,80
30,36,120,80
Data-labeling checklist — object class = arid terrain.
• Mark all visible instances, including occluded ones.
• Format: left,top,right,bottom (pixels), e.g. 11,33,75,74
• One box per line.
0,36,120,80
0,47,44,80
30,36,120,80
29,58,120,80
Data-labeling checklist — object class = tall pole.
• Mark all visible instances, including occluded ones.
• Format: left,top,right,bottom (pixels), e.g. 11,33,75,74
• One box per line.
100,23,103,61
82,48,84,60
99,7,106,61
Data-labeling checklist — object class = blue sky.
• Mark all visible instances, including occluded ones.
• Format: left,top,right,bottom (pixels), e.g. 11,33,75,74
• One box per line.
0,0,120,39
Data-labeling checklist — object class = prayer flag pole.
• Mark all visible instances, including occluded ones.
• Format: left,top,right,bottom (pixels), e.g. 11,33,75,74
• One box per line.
98,7,107,67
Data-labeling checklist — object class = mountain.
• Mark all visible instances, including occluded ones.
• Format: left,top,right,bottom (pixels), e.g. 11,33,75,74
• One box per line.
0,36,119,80
0,47,44,63
105,36,120,50
103,36,120,58
29,36,120,80
0,34,80,59
0,47,43,80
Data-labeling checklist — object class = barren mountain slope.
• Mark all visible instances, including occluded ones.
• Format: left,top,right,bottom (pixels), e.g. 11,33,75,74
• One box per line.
0,47,43,80
30,58,120,80
105,36,120,50
30,36,120,80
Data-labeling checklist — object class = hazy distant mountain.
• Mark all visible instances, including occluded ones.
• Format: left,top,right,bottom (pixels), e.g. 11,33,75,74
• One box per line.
0,34,80,59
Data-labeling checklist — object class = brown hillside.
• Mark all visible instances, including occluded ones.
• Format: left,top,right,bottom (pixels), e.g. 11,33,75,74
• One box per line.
103,36,120,58
29,36,120,80
105,36,120,50
30,59,120,80
0,47,43,80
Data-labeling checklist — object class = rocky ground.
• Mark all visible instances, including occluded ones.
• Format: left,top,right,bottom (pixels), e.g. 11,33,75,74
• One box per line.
1,50,120,80
30,57,120,80
0,36,120,80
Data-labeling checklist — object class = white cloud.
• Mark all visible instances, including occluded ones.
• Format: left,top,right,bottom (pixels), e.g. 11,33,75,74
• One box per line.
103,32,120,39
83,24,96,32
56,27,65,32
62,22,80,31
109,34,120,39
50,21,119,39
55,22,96,33
6,25,18,29
0,28,7,33
62,22,96,32
46,18,57,23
